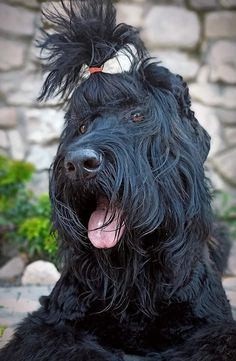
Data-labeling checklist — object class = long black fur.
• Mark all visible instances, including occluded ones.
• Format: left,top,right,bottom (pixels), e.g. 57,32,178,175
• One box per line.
1,1,236,360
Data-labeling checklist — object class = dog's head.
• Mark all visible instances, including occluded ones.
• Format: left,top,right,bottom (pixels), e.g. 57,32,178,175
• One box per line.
39,0,212,279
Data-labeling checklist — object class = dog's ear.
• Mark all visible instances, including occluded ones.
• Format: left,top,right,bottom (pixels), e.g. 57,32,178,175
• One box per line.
143,62,210,162
37,0,145,102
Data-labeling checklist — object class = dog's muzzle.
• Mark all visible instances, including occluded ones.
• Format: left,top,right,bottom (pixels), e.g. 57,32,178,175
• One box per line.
64,148,103,180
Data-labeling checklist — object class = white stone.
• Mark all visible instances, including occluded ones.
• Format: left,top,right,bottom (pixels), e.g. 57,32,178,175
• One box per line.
21,260,60,285
197,65,210,84
0,4,36,36
212,148,236,187
143,6,200,49
0,107,18,129
224,127,236,145
0,130,9,149
152,50,200,80
190,0,218,8
217,108,236,126
220,0,236,7
7,0,39,9
29,171,49,196
8,129,25,160
116,4,143,28
227,241,236,275
205,11,236,38
191,102,224,157
211,65,236,84
207,41,236,84
0,71,43,106
205,166,226,191
0,256,26,281
223,277,236,310
0,39,26,71
189,83,236,109
26,108,64,145
27,144,58,170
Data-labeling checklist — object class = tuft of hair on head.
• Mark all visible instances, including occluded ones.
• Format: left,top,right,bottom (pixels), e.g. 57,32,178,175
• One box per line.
37,0,146,102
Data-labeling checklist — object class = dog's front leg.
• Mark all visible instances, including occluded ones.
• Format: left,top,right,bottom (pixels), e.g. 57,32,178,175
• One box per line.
0,314,124,361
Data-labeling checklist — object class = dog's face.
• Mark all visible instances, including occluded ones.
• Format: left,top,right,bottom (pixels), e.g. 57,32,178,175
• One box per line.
50,63,211,253
38,0,212,260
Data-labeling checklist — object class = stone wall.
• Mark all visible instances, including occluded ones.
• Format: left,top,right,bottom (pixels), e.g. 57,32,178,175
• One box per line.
0,0,236,196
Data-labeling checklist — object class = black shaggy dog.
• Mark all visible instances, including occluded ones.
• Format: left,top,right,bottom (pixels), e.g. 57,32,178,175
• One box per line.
1,1,236,360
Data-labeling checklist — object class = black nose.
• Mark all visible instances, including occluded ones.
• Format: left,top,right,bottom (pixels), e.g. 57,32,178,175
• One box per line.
64,149,103,179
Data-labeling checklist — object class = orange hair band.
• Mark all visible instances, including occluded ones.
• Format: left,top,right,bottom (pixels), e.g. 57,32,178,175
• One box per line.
89,67,103,74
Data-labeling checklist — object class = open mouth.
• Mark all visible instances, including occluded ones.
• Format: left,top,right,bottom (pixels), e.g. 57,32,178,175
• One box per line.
87,196,125,249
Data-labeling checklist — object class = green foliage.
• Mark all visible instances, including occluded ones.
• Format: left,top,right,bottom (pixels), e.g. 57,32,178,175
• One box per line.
0,156,58,263
214,191,236,238
0,155,34,200
0,325,7,338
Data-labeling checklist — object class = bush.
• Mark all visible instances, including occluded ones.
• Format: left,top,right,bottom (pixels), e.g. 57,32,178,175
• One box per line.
0,156,58,263
214,191,236,239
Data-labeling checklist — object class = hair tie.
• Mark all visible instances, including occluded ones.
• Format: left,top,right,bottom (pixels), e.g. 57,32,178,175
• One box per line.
89,67,103,74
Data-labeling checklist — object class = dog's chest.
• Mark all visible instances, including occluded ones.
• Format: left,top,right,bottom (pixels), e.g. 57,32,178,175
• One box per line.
78,302,197,354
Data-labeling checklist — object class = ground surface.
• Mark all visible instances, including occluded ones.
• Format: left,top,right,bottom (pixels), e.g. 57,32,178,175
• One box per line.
0,279,236,351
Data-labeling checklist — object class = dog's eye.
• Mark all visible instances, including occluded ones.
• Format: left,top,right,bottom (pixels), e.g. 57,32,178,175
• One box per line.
131,112,144,123
79,124,87,134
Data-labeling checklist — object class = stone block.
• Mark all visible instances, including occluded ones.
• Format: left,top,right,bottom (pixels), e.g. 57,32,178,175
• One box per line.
0,4,36,36
27,144,58,170
152,50,200,80
29,171,49,196
216,108,236,126
189,83,236,109
220,0,236,7
205,11,236,38
211,64,236,84
143,6,200,49
0,108,18,129
26,108,64,145
190,0,219,9
7,0,39,9
0,71,42,106
0,130,9,149
191,102,224,157
21,261,60,285
0,256,26,282
224,127,236,145
212,148,236,186
197,65,211,83
207,41,236,83
0,39,26,71
227,241,236,275
8,129,25,160
116,3,143,28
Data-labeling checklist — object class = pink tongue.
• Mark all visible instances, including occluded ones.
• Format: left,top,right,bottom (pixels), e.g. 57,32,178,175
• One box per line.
88,198,125,249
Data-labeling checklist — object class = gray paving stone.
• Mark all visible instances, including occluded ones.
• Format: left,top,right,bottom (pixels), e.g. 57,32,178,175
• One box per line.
0,286,52,327
0,280,235,352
